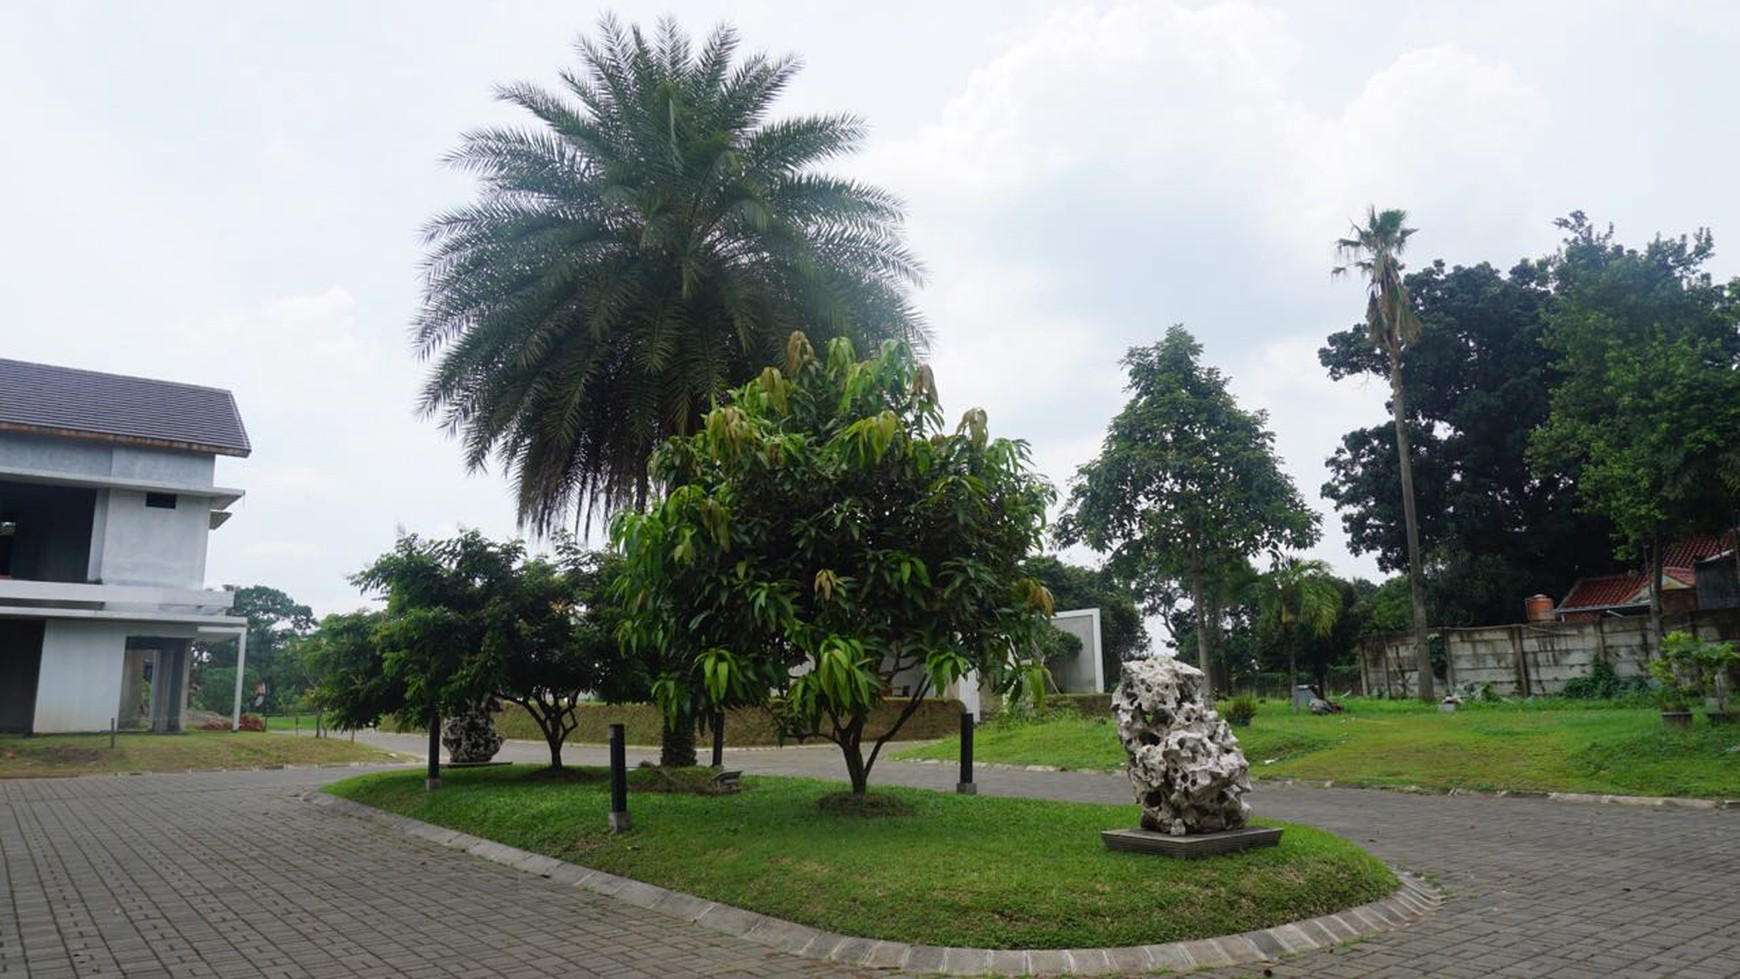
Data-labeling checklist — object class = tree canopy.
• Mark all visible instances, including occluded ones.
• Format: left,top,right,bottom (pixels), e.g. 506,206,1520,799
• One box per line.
192,585,316,714
414,16,926,531
1530,214,1740,640
1056,325,1317,689
304,532,639,767
1320,259,1616,626
612,332,1055,793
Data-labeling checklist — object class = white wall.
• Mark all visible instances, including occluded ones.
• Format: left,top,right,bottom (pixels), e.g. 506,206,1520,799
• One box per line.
92,489,212,587
0,433,214,486
33,619,127,733
1051,608,1105,693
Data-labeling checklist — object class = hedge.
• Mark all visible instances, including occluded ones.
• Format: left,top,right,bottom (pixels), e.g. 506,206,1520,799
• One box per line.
394,698,967,747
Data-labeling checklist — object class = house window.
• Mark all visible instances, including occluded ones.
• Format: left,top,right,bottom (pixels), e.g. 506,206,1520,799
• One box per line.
145,493,177,509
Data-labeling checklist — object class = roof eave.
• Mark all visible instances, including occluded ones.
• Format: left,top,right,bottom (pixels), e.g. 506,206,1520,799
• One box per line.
0,421,250,458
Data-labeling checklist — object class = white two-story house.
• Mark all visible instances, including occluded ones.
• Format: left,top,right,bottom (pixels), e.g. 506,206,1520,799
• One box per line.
0,358,249,734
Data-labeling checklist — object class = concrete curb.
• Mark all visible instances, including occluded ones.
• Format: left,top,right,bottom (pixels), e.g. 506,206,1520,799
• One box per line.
308,791,1440,976
901,758,1740,810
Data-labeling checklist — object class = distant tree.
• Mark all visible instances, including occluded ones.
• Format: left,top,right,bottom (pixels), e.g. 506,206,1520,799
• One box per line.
414,16,925,532
1321,259,1618,626
1025,555,1150,688
613,333,1054,792
349,533,512,736
1332,206,1433,700
1531,214,1740,645
1056,326,1318,690
299,611,396,729
303,532,640,769
1256,557,1341,709
193,585,316,712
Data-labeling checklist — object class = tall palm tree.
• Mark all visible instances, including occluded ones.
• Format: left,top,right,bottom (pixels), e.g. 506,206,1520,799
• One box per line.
1333,206,1433,700
414,16,926,534
1256,556,1340,711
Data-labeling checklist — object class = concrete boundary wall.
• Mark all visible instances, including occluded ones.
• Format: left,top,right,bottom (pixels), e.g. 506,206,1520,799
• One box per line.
1360,609,1740,698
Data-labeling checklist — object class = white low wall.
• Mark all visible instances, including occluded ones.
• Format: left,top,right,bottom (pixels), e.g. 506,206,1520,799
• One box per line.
33,620,128,733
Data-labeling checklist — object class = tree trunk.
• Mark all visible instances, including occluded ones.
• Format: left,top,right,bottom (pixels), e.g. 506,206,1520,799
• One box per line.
839,718,869,794
544,728,564,769
1388,356,1434,701
660,715,697,768
1647,524,1665,653
1190,554,1214,699
1286,623,1299,713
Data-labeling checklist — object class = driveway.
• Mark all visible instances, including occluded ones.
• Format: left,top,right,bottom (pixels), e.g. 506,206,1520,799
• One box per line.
3,735,1736,977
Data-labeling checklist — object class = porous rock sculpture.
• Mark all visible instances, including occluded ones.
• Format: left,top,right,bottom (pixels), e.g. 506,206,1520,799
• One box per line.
441,703,504,763
1112,656,1253,835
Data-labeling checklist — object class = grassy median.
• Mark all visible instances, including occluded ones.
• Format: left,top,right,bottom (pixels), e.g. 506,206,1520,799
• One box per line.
0,731,401,778
896,699,1740,798
329,765,1396,949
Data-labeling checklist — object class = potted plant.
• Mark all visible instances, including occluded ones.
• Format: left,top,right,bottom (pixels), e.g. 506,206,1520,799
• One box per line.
1690,635,1738,725
1653,632,1735,730
1649,635,1698,730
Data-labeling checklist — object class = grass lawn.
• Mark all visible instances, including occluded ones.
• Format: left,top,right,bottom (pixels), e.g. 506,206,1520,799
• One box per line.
0,730,401,778
329,765,1395,949
896,699,1740,799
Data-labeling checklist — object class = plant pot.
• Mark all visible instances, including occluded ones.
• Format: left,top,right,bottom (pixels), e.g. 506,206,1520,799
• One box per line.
1659,710,1694,731
1704,711,1734,727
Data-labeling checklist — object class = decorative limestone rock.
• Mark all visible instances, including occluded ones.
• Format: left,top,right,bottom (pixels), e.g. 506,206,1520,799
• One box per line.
441,703,504,763
1112,656,1253,835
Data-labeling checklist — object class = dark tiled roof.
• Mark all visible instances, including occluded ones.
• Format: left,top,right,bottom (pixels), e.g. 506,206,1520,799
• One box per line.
0,359,250,457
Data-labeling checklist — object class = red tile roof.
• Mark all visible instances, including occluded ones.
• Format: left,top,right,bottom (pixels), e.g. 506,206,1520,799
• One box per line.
1558,565,1700,612
1559,574,1648,611
1556,534,1732,613
1661,533,1733,569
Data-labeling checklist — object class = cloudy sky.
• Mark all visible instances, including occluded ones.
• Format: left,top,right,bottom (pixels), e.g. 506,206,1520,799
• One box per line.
4,1,1737,621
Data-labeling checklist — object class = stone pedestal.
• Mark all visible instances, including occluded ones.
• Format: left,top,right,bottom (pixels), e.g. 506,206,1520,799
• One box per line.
1101,826,1283,859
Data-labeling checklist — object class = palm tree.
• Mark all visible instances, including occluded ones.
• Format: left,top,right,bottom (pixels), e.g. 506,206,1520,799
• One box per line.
414,16,926,534
1256,556,1340,711
1333,207,1434,701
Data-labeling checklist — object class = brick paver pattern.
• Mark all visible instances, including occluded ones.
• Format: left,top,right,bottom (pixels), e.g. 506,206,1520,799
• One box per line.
0,769,859,979
4,734,1738,978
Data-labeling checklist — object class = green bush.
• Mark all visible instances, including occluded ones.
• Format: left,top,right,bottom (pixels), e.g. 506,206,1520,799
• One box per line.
1560,660,1650,701
474,698,967,746
1223,694,1259,726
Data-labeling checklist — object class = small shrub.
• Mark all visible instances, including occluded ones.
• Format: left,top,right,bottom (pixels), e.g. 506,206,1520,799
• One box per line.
196,714,264,732
1561,661,1639,700
1222,694,1259,726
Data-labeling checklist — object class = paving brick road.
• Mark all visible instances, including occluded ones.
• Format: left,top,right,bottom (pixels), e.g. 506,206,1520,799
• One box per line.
3,734,1737,977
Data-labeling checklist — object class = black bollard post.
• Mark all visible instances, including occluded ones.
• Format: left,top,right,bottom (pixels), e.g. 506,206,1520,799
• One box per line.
710,711,725,770
608,723,631,832
957,711,977,795
109,717,116,750
425,709,441,791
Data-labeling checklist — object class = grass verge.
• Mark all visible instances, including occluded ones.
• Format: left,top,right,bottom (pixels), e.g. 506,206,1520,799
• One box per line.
0,731,399,778
328,765,1395,950
896,700,1740,798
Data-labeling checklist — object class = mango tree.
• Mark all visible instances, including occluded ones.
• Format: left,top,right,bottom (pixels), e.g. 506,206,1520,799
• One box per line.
613,333,1055,793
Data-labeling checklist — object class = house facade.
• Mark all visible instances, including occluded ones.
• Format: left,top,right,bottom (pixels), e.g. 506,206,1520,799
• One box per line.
0,359,249,734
